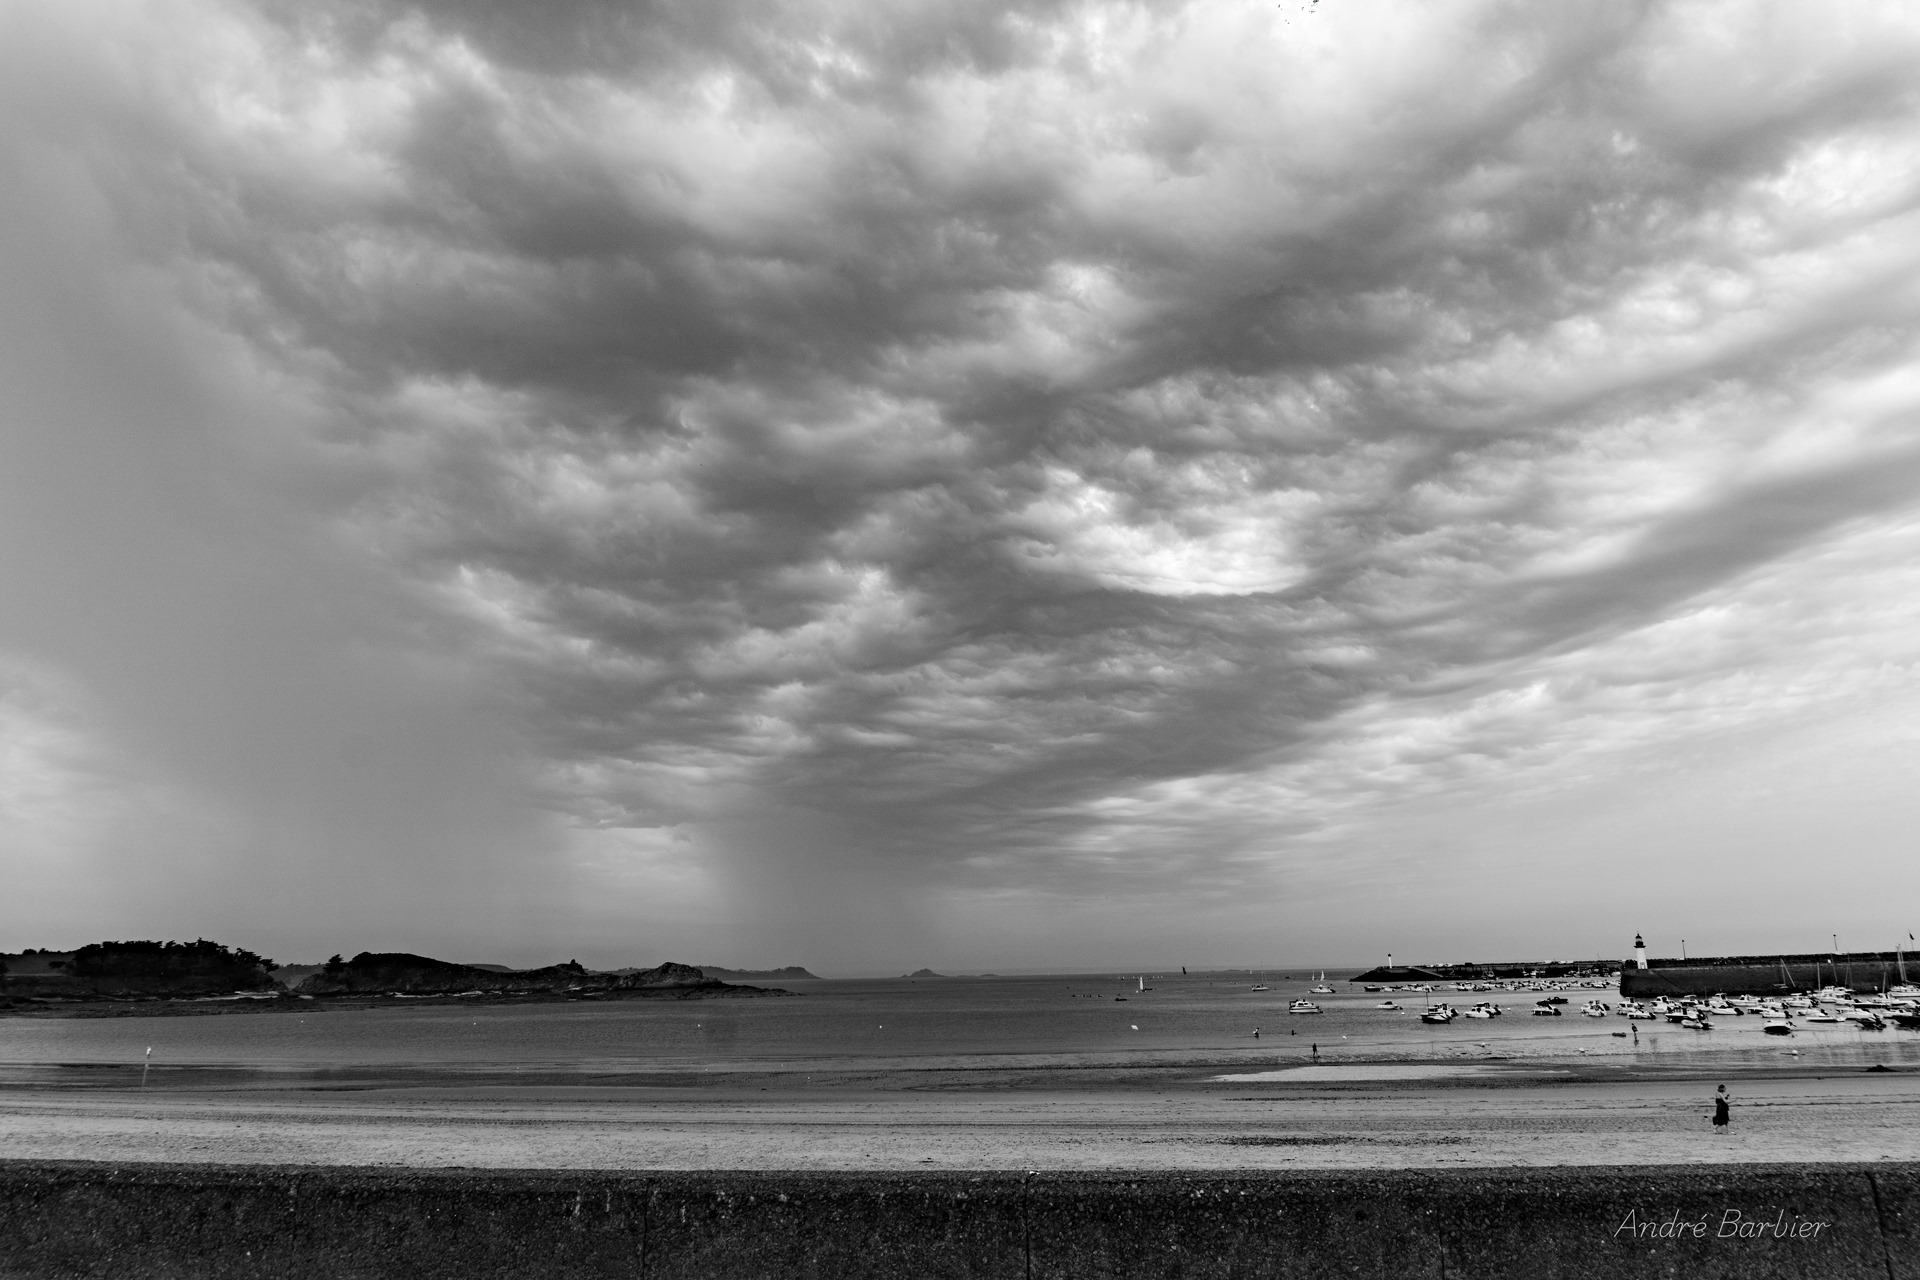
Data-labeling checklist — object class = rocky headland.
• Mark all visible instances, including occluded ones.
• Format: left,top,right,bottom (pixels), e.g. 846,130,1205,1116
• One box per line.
0,942,794,1017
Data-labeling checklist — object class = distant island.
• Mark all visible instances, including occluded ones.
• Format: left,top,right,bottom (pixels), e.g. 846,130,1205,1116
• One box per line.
903,968,944,978
0,941,796,1016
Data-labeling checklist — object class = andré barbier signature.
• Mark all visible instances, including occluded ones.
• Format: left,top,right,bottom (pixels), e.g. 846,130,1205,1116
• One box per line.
1612,1208,1832,1241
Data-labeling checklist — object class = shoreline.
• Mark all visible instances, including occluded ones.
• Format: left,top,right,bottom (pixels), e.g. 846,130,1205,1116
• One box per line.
3,1056,1916,1173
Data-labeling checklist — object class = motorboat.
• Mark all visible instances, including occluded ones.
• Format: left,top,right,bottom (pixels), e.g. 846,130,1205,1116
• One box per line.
1249,984,1270,992
1288,999,1321,1015
1802,1010,1843,1025
1309,972,1334,995
1761,1019,1794,1035
1420,1004,1457,1024
1679,1015,1711,1030
1581,1001,1609,1018
1530,1005,1562,1017
1375,1000,1400,1010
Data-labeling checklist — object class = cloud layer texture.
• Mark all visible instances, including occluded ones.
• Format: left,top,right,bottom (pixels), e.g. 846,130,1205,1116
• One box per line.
4,0,1920,962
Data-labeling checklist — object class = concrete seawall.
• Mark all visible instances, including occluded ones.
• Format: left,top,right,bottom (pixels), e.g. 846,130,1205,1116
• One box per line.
1,1160,1913,1279
1619,953,1914,997
1621,963,1845,997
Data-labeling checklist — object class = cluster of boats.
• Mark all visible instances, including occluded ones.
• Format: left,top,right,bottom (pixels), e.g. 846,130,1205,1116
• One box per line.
1359,978,1614,994
1389,997,1573,1023
1281,981,1920,1033
1612,987,1920,1034
1405,1001,1509,1024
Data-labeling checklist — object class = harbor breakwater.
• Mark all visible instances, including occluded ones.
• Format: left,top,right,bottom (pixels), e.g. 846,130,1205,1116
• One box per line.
1,1160,1914,1279
1620,951,1914,997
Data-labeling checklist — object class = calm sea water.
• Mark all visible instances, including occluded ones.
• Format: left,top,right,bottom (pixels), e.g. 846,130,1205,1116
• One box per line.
3,972,1915,1076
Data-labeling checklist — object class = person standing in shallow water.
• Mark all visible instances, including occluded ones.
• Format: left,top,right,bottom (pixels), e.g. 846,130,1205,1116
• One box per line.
1712,1084,1730,1129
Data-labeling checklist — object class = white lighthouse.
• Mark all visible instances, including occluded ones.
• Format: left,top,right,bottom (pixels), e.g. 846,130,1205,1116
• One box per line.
1633,933,1648,970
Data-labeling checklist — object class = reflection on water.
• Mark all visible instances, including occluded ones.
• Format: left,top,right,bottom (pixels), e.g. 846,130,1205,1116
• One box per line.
2,973,1916,1075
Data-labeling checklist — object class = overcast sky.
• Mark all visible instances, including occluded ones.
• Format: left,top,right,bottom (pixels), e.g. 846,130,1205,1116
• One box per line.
4,1,1920,974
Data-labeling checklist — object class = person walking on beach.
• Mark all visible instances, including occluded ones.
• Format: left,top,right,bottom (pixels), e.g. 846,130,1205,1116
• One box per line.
1711,1084,1730,1130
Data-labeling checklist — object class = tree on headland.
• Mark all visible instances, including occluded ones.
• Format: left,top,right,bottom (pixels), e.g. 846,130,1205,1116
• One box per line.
68,939,279,992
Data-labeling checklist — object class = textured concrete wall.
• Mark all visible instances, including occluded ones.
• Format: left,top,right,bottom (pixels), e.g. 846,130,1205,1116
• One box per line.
1621,963,1827,996
0,1161,1913,1279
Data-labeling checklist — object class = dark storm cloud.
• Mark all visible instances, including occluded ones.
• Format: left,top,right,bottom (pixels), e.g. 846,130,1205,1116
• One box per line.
6,0,1920,942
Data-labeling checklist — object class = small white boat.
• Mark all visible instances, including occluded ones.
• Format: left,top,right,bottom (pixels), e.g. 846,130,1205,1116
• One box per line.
1761,1019,1794,1036
1309,971,1335,995
1288,999,1321,1015
1530,1005,1562,1017
1581,1001,1609,1018
1375,1000,1400,1010
1249,984,1270,992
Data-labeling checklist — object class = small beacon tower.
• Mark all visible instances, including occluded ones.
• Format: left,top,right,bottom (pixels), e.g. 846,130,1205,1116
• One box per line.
1633,933,1648,970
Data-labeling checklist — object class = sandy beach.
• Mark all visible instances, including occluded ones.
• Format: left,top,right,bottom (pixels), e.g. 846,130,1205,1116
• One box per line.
4,1057,1916,1172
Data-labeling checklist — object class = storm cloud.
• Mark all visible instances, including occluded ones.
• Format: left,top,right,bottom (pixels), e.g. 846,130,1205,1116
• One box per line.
4,0,1920,969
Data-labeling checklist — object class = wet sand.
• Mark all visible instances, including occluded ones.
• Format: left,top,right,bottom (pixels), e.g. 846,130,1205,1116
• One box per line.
3,1057,1916,1172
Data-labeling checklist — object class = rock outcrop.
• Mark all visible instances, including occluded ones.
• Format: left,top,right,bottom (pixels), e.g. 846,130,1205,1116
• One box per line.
293,955,756,997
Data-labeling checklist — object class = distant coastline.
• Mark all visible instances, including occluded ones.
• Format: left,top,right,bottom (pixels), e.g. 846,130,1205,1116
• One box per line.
685,965,821,981
0,943,797,1017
